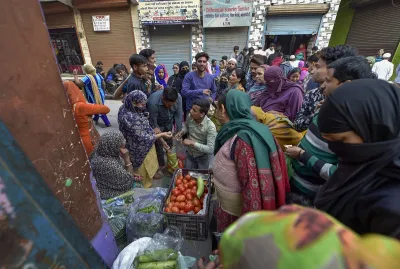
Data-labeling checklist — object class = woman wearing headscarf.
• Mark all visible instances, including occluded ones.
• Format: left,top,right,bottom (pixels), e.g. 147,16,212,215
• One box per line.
63,81,110,155
253,66,303,122
212,90,289,232
198,205,400,269
90,130,141,200
154,64,168,90
167,63,180,87
316,79,400,239
175,61,190,119
73,64,111,127
251,66,304,150
118,90,172,188
295,43,307,61
297,60,309,82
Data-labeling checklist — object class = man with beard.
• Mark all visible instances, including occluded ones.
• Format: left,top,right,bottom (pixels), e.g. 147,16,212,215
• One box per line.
285,56,375,204
293,45,358,132
182,52,216,113
223,58,237,78
245,55,263,92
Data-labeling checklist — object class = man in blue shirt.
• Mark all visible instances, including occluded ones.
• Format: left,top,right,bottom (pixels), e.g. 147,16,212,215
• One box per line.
147,87,183,168
182,52,216,113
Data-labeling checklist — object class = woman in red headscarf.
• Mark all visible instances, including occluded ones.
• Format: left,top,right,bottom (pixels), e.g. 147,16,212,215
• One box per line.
63,81,110,155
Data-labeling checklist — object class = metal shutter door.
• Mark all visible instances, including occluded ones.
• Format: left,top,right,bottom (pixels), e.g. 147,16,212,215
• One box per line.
204,27,249,61
346,0,400,56
265,15,322,35
81,7,135,71
149,26,191,72
44,11,75,29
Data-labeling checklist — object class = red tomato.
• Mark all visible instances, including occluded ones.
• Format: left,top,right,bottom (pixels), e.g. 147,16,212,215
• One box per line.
184,203,194,212
170,195,177,202
165,207,171,213
193,198,201,207
185,175,191,180
171,207,179,213
183,179,188,184
167,202,174,208
194,206,201,214
176,195,186,202
184,183,190,189
200,197,204,203
186,193,193,201
185,189,191,195
172,188,180,196
190,181,197,187
176,179,183,185
180,210,186,214
192,186,197,191
190,189,197,196
178,185,186,193
177,202,186,210
178,176,184,180
204,187,209,194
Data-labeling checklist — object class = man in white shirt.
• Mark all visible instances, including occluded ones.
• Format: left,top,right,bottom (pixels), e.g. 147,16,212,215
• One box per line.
289,55,300,68
265,43,276,59
372,53,394,81
254,45,266,56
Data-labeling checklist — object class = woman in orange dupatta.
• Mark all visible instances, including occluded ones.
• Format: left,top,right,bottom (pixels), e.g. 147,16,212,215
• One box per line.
63,81,110,155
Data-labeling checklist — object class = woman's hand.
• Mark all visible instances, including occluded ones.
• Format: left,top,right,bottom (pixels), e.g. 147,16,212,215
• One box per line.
120,148,130,159
285,146,304,160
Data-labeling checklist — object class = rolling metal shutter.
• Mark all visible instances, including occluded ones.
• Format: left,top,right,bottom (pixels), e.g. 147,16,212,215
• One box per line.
44,11,75,29
81,7,135,71
149,26,191,72
265,15,322,35
204,27,249,61
346,0,400,56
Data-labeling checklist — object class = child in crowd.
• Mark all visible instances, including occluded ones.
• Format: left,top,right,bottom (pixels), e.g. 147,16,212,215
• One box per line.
175,98,217,169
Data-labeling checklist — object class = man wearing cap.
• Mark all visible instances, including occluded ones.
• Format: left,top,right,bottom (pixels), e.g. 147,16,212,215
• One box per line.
289,55,300,68
372,53,394,81
223,58,237,78
237,47,248,68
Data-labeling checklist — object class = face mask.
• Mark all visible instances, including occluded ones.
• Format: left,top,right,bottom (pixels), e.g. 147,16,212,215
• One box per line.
132,104,146,114
266,80,281,90
179,69,189,76
327,140,371,164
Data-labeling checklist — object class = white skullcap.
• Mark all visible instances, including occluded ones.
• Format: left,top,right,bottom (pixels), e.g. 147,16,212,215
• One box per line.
228,58,237,64
289,55,295,59
383,53,391,58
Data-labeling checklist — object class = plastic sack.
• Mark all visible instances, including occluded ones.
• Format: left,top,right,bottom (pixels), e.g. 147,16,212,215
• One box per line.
126,194,165,243
175,140,186,169
167,151,178,174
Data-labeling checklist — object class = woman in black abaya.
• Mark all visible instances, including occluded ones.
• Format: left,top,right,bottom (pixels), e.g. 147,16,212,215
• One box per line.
316,79,400,239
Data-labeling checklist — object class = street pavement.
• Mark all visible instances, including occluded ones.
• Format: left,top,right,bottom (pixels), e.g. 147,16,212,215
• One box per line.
95,99,213,264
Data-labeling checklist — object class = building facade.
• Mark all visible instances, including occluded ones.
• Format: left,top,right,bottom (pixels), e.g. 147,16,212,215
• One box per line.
329,0,400,80
41,0,343,74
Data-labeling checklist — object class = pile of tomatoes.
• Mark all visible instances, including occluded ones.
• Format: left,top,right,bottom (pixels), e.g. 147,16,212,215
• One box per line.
164,174,208,214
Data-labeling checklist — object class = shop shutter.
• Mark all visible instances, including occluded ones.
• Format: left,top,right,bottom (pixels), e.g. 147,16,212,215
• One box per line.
204,27,249,61
149,26,191,73
346,0,400,56
81,7,135,71
44,11,75,29
267,4,330,15
265,15,322,35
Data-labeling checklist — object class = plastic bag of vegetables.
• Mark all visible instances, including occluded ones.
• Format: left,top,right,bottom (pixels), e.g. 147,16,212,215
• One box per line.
126,194,165,243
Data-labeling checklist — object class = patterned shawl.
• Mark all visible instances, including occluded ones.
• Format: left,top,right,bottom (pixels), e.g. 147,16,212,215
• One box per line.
219,205,400,269
118,90,155,168
90,130,134,199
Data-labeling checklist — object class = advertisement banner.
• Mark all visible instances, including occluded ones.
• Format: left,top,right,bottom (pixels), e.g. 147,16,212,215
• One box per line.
139,0,200,25
203,0,253,28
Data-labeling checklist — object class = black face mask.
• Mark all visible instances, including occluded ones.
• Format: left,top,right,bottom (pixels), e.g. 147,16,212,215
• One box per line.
327,140,378,164
179,69,189,76
219,81,228,89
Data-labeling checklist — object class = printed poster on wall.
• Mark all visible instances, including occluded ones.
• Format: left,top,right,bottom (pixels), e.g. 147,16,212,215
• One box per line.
139,0,201,25
203,0,252,28
92,15,110,31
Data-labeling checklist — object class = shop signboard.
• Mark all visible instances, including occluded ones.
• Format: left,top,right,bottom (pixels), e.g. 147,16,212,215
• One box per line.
92,15,110,31
203,0,252,28
139,0,201,25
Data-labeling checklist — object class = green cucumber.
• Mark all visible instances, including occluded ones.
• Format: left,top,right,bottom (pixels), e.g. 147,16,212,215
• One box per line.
197,176,204,198
137,249,178,263
137,260,177,269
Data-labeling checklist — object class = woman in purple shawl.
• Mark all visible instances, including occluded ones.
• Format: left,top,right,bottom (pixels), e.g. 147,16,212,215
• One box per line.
118,90,172,187
155,64,168,90
256,66,304,122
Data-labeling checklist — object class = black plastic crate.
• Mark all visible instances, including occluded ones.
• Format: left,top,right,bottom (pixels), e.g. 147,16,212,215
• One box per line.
161,169,212,241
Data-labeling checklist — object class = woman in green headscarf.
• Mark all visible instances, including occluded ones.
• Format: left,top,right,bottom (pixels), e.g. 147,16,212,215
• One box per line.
198,205,400,269
212,90,289,232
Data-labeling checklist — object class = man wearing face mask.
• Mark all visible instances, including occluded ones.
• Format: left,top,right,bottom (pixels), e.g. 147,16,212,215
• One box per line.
285,56,376,205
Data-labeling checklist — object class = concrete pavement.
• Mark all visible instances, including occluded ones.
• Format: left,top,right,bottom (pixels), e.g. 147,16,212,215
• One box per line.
95,99,122,135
